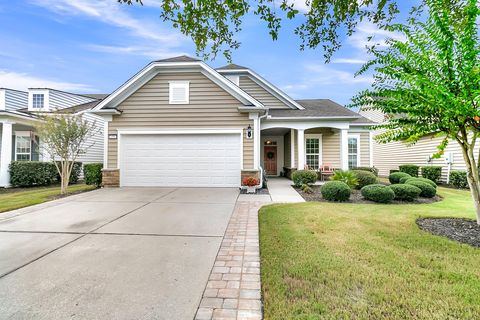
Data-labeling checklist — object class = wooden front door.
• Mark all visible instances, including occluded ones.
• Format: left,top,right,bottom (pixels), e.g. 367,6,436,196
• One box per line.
264,146,277,175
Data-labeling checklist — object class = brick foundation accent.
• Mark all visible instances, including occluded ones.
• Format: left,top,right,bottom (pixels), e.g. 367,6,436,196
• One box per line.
102,169,120,188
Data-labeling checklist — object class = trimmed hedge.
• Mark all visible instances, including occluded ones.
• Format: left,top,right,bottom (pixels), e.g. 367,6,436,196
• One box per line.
9,161,57,187
405,180,436,198
321,181,351,202
389,184,422,201
352,170,377,189
405,177,437,188
353,166,379,176
389,169,399,174
449,170,468,189
361,184,395,203
421,166,442,183
292,170,317,187
399,164,419,177
389,172,411,184
84,163,103,187
58,161,82,184
399,176,411,184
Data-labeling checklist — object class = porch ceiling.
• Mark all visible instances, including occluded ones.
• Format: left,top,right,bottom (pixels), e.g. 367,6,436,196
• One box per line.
261,127,290,136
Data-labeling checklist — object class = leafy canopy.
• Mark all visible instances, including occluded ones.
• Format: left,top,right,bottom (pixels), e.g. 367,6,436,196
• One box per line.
119,0,400,61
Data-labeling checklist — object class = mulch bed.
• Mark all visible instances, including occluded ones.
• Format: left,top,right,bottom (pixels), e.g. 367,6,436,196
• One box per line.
240,188,270,195
295,185,441,204
417,218,480,248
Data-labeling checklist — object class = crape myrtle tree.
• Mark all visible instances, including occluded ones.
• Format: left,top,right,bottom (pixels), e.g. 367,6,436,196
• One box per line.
350,0,480,223
119,0,401,61
36,114,98,195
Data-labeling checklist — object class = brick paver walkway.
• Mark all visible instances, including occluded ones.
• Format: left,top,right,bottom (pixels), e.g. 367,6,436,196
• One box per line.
195,200,268,320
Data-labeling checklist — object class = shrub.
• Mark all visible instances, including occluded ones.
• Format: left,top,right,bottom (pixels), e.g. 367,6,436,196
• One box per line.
331,170,358,189
301,184,313,194
9,161,57,187
421,166,442,183
84,163,103,187
389,184,422,201
352,170,377,189
389,172,411,184
361,184,395,203
321,181,351,202
242,176,259,187
353,166,379,176
405,180,436,198
292,170,317,187
399,176,411,184
389,169,399,174
399,164,419,177
449,170,468,189
405,177,437,188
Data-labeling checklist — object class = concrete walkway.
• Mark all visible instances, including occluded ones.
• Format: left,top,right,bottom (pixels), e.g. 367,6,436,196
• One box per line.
266,177,305,203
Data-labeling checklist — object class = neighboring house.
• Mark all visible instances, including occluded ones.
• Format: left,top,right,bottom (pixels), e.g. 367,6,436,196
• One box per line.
359,107,476,182
91,55,374,188
0,88,106,187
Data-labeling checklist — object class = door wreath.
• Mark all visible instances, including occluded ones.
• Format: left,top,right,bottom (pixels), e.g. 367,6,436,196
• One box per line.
267,151,275,159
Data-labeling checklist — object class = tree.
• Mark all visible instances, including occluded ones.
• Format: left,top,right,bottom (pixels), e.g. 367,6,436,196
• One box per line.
350,0,480,223
36,115,98,194
119,0,400,61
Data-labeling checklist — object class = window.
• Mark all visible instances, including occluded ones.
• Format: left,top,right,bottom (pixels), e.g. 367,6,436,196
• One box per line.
305,135,322,170
348,135,360,169
32,94,44,109
15,133,31,161
169,81,189,104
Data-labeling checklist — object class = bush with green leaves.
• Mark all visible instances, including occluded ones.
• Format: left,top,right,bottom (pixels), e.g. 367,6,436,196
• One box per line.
361,184,395,203
405,180,436,198
301,183,313,194
421,166,442,183
449,171,468,189
389,172,411,184
389,184,422,201
399,164,419,177
331,170,358,189
321,181,351,202
292,170,317,187
9,161,58,187
405,177,436,189
352,170,377,189
84,163,103,187
353,166,379,176
399,176,411,184
389,169,399,174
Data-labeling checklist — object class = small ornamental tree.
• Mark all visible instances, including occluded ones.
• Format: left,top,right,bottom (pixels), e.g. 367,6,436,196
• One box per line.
351,0,480,223
36,115,98,194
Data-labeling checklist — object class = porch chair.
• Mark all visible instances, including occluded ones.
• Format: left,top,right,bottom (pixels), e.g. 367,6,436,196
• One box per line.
319,164,335,181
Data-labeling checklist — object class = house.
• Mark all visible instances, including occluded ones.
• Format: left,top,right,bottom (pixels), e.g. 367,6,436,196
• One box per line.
0,88,106,187
359,107,476,182
91,55,374,188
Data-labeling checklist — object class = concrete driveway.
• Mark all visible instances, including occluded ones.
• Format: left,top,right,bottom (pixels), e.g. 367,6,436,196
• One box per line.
0,187,239,320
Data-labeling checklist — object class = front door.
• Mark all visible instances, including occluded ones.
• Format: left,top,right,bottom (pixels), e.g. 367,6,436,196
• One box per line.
264,146,277,176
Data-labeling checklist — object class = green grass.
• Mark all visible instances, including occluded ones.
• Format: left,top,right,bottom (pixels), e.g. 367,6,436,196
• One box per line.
0,184,96,213
259,187,480,319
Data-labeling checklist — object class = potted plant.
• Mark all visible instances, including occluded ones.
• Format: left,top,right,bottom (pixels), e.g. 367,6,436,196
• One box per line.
242,176,259,194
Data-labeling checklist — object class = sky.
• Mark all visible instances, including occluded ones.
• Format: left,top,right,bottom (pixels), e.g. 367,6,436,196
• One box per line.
0,0,412,106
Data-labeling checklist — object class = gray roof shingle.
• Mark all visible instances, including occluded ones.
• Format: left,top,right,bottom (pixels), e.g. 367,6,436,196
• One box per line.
216,63,249,70
268,99,359,118
155,55,201,63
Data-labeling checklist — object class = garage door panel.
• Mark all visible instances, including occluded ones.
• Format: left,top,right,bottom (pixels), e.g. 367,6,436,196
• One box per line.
120,134,241,187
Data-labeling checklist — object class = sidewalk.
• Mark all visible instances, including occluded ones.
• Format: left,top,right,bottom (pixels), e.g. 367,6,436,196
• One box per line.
266,177,305,203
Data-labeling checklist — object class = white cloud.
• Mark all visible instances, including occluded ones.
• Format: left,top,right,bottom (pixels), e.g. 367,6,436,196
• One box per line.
331,58,367,64
348,21,406,50
0,70,93,92
86,44,187,59
305,63,372,85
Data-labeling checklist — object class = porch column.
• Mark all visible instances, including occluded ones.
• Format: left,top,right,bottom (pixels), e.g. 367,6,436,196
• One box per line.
249,113,260,170
290,129,295,168
297,129,305,170
0,121,13,187
340,129,349,170
369,131,373,167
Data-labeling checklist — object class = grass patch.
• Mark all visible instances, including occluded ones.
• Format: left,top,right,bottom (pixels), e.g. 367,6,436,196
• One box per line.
259,187,480,319
0,184,96,213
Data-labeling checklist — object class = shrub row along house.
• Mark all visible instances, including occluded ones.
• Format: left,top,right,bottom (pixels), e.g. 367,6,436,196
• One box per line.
0,88,105,187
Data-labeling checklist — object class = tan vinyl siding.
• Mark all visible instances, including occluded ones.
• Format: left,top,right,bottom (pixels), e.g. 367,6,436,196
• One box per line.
359,132,370,167
284,131,291,167
322,132,341,168
107,72,253,169
239,76,287,109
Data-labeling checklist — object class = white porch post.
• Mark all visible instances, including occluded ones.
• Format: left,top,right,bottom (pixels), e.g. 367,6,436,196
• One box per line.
0,121,13,187
249,113,260,170
290,129,295,168
297,129,305,170
340,129,349,170
369,131,373,167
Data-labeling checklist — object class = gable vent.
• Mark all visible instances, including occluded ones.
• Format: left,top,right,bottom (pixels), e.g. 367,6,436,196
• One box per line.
169,81,189,104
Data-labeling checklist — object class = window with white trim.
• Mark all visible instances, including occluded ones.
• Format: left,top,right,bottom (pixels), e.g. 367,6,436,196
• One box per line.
348,135,360,169
15,133,31,161
169,81,189,104
305,134,322,170
32,94,44,109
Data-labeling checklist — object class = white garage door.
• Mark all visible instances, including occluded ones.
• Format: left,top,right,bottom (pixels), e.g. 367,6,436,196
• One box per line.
120,133,241,187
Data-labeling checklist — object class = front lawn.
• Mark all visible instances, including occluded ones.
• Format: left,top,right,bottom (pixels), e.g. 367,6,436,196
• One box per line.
0,184,96,213
259,187,480,319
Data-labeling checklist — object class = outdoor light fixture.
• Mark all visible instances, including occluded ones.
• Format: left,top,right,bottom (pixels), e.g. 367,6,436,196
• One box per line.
246,125,253,139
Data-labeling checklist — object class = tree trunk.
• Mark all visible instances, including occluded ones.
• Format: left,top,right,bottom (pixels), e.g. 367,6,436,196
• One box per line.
60,161,70,195
459,142,480,224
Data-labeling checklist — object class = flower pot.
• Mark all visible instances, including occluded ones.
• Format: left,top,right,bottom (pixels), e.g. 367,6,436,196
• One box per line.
246,186,256,194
